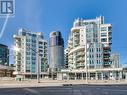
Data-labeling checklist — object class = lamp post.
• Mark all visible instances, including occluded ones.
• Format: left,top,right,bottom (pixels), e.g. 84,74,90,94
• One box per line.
85,43,92,83
85,44,88,83
37,51,40,83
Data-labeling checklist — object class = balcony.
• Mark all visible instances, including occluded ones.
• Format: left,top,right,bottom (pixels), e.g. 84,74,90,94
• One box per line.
74,38,80,43
68,40,73,45
76,63,85,68
68,56,73,60
74,33,80,37
103,46,111,50
76,58,85,62
108,41,112,46
103,58,110,62
68,60,73,63
77,52,84,56
103,53,110,56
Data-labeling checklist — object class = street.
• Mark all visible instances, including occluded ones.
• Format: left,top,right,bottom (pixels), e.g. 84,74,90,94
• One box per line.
0,84,127,95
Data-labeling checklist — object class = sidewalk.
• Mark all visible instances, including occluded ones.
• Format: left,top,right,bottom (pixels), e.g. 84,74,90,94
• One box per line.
0,79,127,88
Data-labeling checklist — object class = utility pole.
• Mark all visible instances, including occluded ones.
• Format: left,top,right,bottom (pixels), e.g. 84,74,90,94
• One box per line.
85,44,88,83
37,51,40,83
85,43,92,83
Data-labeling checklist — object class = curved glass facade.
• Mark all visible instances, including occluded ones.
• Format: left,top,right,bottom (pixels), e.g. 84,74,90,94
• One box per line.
50,31,64,72
50,31,64,47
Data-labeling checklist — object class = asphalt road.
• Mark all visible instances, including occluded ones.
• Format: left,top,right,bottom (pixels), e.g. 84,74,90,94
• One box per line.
0,84,127,95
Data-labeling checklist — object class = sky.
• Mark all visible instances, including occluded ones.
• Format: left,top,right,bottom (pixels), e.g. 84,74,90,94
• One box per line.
0,0,127,65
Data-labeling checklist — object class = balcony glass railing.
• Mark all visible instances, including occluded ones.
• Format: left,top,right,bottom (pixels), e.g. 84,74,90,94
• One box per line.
77,52,84,56
76,58,85,62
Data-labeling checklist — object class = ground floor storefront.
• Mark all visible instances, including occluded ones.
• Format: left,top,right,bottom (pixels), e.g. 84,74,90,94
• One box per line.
0,70,14,77
0,64,14,77
57,68,127,81
12,68,127,81
14,73,49,81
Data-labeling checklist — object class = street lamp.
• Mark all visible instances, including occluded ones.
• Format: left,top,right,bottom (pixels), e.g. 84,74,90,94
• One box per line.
37,51,40,83
85,43,92,83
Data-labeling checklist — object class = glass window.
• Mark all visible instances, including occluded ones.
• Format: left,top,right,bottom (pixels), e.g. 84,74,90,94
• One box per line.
101,27,107,31
101,33,107,37
101,38,107,42
108,27,112,31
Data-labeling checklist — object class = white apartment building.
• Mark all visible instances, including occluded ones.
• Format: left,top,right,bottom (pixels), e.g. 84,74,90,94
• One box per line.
67,16,112,70
13,28,48,79
56,16,127,81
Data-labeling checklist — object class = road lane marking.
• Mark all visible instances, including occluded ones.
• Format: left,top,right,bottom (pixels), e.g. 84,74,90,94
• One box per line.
23,88,40,95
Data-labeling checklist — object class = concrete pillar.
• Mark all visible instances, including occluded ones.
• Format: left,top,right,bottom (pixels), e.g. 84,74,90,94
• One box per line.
57,73,63,80
111,71,116,80
24,75,26,81
109,71,112,80
67,73,69,80
82,72,84,80
108,71,110,80
119,71,122,80
96,72,98,80
61,73,63,80
86,72,87,80
113,71,117,80
125,72,127,80
52,72,54,80
101,72,103,80
63,73,67,80
111,71,113,80
75,73,77,80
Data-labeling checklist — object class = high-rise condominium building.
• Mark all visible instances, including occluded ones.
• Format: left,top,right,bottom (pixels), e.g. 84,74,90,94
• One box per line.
13,28,48,78
49,31,64,72
67,16,112,70
0,44,9,66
